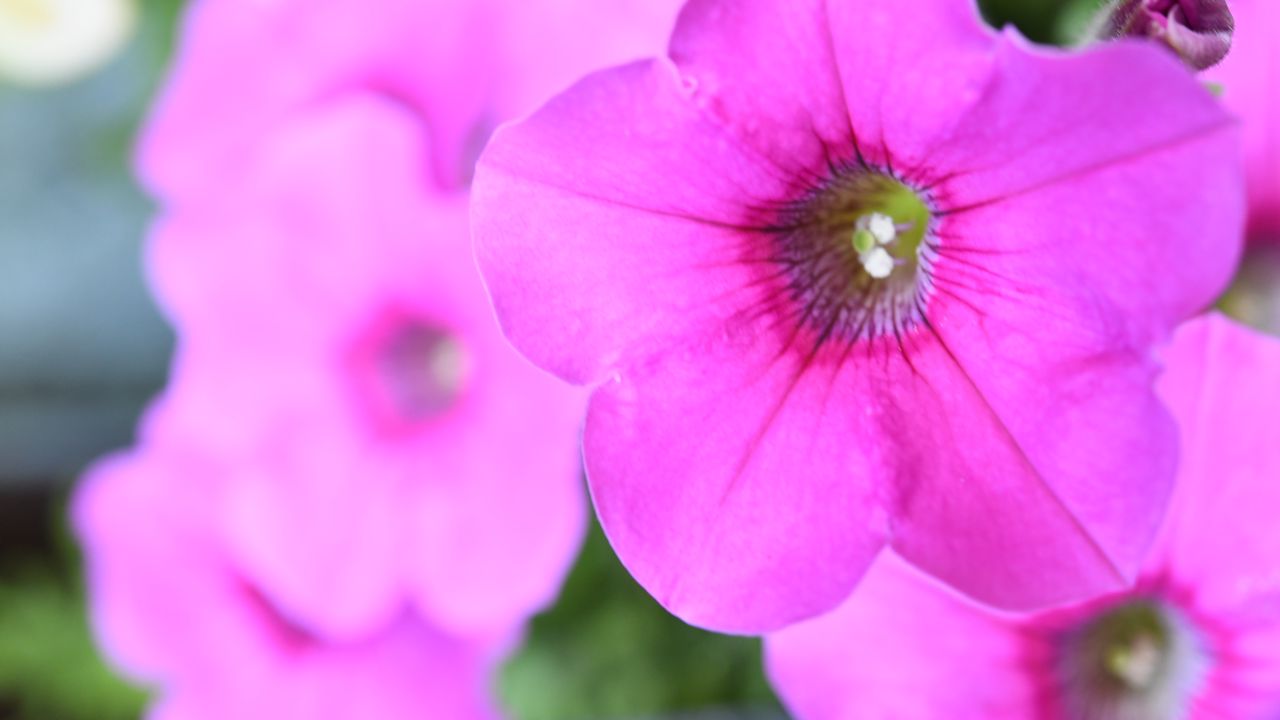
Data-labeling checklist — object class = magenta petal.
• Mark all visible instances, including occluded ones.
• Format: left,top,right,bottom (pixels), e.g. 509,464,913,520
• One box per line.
826,0,997,169
931,38,1242,310
139,0,499,198
401,339,588,633
152,95,587,638
1155,315,1280,618
665,0,855,167
76,437,503,720
1205,0,1280,241
880,331,1172,610
141,0,682,200
149,618,499,720
766,553,1035,720
74,447,282,687
220,440,407,641
584,329,887,633
878,37,1242,608
473,60,791,385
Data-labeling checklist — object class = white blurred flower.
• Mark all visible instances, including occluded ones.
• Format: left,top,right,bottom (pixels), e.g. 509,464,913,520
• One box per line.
0,0,136,87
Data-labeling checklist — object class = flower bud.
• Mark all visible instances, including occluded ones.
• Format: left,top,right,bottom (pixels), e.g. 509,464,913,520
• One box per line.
1090,0,1234,71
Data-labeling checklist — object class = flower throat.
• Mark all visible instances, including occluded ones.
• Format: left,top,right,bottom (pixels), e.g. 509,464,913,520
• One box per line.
765,167,934,344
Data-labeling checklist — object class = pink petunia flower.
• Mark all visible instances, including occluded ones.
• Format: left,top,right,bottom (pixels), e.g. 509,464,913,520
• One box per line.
764,313,1280,720
1204,0,1280,242
75,437,504,720
139,0,684,201
471,0,1245,632
146,94,587,641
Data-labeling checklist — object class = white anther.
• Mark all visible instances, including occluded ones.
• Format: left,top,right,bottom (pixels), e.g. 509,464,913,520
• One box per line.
860,247,895,279
866,212,897,245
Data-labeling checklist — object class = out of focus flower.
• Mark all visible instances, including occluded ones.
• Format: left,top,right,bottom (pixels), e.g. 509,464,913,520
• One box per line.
471,0,1243,632
75,437,502,720
0,0,135,86
139,0,683,202
1088,0,1234,70
146,95,586,641
765,313,1280,720
91,0,684,712
1204,0,1280,242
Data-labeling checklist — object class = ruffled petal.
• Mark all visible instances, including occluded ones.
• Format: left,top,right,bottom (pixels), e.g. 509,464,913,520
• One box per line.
665,0,857,169
473,59,792,385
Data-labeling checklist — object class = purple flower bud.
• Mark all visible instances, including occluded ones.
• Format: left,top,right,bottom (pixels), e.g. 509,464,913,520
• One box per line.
1093,0,1234,70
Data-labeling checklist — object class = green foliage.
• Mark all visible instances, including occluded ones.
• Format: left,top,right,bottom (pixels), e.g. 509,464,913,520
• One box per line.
0,564,148,720
979,0,1103,44
500,521,782,720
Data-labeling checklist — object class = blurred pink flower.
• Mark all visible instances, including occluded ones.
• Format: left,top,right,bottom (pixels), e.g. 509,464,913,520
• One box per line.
75,438,503,720
471,0,1244,632
1204,0,1280,242
765,313,1280,720
139,0,684,200
146,95,587,640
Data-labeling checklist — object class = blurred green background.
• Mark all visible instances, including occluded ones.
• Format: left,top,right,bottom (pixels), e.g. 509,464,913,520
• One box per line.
0,0,1224,718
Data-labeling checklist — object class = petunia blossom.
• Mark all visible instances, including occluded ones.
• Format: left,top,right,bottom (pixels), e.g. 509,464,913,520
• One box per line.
147,94,586,641
1203,0,1280,242
471,0,1244,632
75,435,503,720
765,313,1280,720
139,0,684,202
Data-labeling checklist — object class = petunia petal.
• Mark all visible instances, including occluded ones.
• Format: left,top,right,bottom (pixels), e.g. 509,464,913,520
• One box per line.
149,617,500,720
929,36,1242,335
1204,0,1280,240
666,0,856,170
401,328,589,635
825,0,997,171
139,0,498,198
73,445,284,687
880,329,1169,610
584,322,888,633
1154,315,1280,619
474,59,791,386
888,39,1243,608
765,552,1035,720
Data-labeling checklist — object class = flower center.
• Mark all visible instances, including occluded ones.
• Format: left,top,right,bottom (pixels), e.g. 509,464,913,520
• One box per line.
764,168,934,342
376,323,469,420
1055,599,1206,720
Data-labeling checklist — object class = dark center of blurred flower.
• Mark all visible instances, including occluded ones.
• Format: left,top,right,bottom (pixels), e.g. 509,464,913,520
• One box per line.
765,167,935,342
1054,599,1204,719
376,323,469,420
